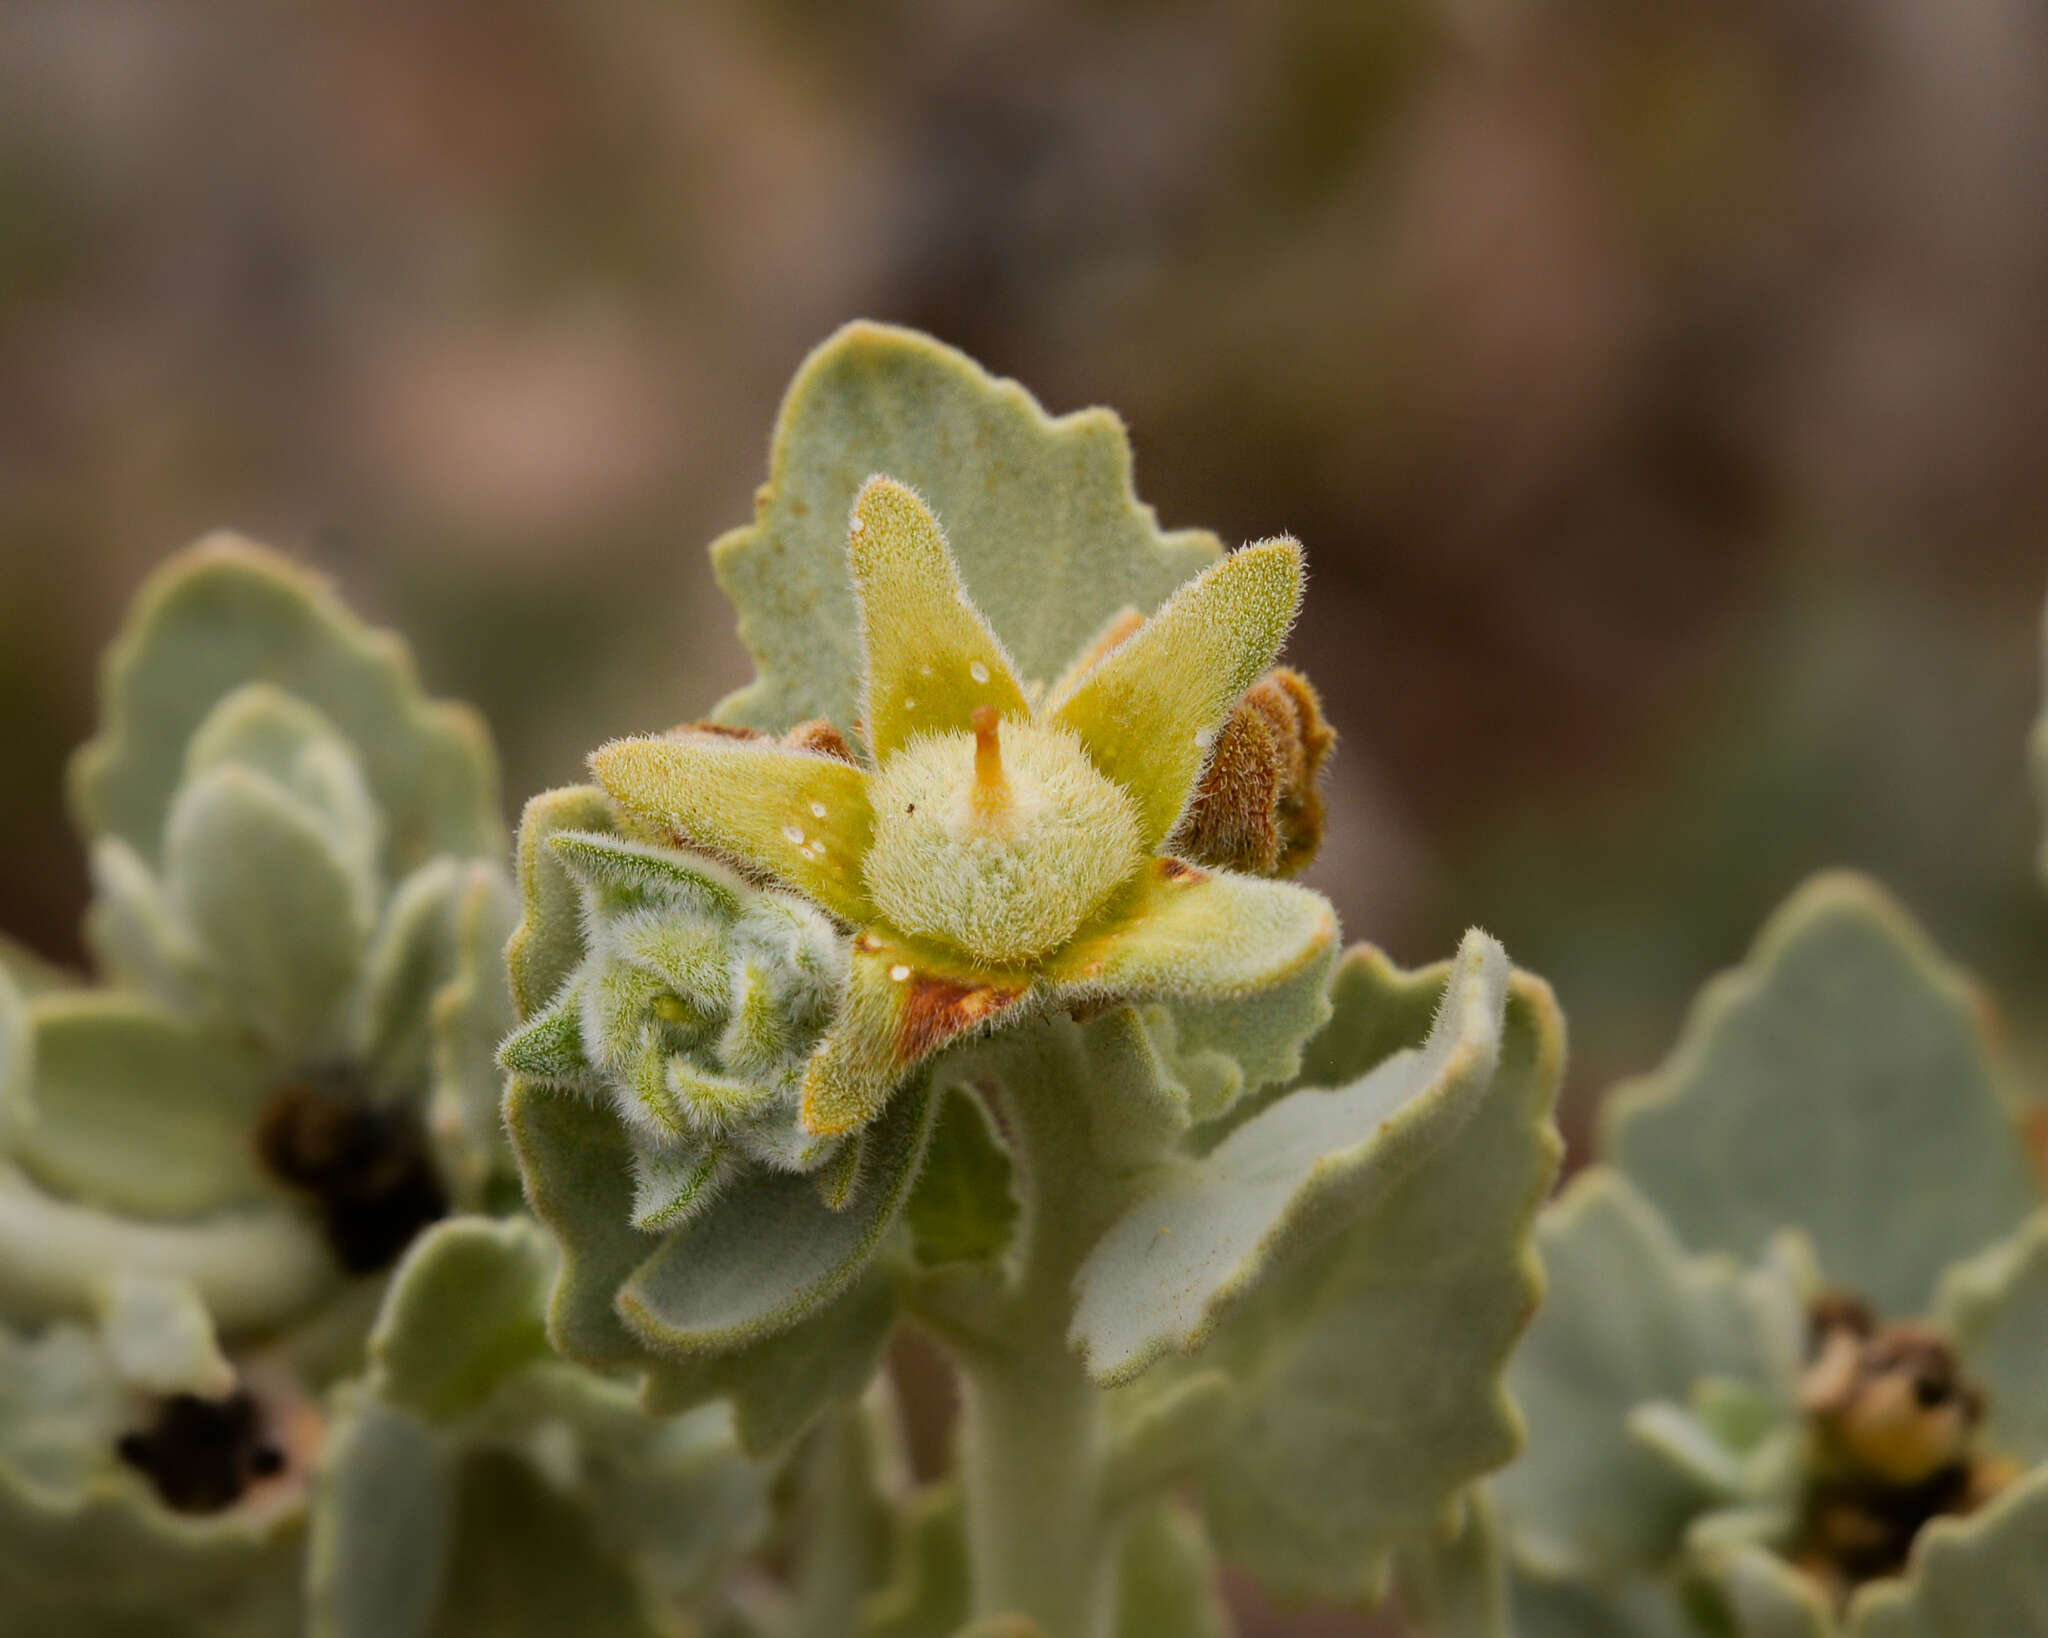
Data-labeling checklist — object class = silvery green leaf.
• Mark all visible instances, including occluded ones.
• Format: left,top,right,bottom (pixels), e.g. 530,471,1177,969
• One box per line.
1071,930,1510,1385
1846,1463,2048,1637
505,1076,906,1454
1394,1492,1508,1638
0,1167,335,1332
425,863,520,1204
1507,1568,1698,1638
1101,1371,1236,1512
95,1271,234,1398
70,536,501,878
1699,1545,1832,1638
861,1484,968,1638
15,990,273,1218
1495,1169,1800,1579
1604,873,2041,1317
1113,1500,1233,1638
643,1270,900,1458
1936,1208,2048,1466
82,838,209,1013
308,1387,454,1638
355,857,466,1099
0,1321,304,1636
183,682,384,923
506,787,617,1020
906,1088,1017,1270
164,764,368,1059
617,1084,933,1355
0,964,27,1150
1190,949,1565,1602
367,1217,554,1424
710,322,1221,737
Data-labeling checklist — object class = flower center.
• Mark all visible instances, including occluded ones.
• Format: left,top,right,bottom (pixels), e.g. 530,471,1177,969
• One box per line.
862,713,1144,966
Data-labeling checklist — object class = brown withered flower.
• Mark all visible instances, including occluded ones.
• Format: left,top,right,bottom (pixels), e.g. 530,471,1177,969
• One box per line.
1170,666,1335,878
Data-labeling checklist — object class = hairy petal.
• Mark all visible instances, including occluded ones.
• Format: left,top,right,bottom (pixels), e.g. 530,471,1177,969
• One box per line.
591,735,875,924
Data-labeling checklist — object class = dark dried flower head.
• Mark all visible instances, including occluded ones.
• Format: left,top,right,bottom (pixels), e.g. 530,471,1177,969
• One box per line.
117,1391,284,1515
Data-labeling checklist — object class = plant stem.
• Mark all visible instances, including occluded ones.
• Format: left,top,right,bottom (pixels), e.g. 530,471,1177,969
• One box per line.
943,1020,1151,1638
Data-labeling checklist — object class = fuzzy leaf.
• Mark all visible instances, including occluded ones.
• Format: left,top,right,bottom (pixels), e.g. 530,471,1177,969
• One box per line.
1603,873,2041,1317
0,1167,334,1332
498,997,594,1085
70,536,501,877
1936,1208,2048,1466
848,477,1030,761
1071,930,1507,1384
1707,1546,1833,1638
308,1388,454,1638
711,322,1220,736
82,838,210,1013
0,1323,304,1634
1493,1169,1804,1579
906,1087,1017,1268
426,863,520,1204
506,786,617,1020
1189,953,1565,1601
369,1217,555,1423
356,858,465,1096
643,1271,900,1458
164,764,368,1057
593,735,875,924
1846,1463,2048,1638
506,1076,908,1451
96,1271,235,1398
552,828,746,922
0,966,24,1151
861,1484,968,1638
618,1084,933,1354
17,990,273,1218
1507,1570,1697,1638
1114,1500,1233,1638
1394,1492,1509,1638
1051,539,1304,848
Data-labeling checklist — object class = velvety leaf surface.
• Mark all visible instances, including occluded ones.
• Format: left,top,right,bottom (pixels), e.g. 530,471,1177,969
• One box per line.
861,1484,968,1638
710,322,1221,736
1071,930,1508,1384
368,1218,555,1423
1114,1500,1233,1638
17,991,273,1218
617,1083,932,1353
1937,1208,2048,1466
1709,1545,1832,1638
1394,1493,1509,1638
1603,873,2040,1317
164,764,367,1057
906,1088,1017,1269
1189,945,1565,1601
505,786,618,1020
308,1388,453,1638
1507,1568,1698,1638
1493,1168,1801,1578
70,537,501,877
1846,1463,2048,1638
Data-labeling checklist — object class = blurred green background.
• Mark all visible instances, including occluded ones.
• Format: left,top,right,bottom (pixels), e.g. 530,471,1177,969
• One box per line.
5,4,2048,1628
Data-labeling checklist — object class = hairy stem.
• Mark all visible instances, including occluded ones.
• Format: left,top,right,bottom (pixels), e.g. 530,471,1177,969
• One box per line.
944,1020,1151,1638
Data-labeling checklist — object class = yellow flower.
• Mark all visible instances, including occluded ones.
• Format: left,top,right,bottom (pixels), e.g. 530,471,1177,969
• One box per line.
593,477,1337,1137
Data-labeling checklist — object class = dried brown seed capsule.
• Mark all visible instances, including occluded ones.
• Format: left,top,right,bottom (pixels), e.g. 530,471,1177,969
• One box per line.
1793,1296,2011,1595
117,1391,284,1515
255,1066,447,1275
1171,667,1335,877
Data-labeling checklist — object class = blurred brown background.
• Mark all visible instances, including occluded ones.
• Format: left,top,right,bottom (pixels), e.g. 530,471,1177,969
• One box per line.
6,3,2048,1629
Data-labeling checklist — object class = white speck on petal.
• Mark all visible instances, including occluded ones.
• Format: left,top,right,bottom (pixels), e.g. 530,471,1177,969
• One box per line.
969,660,990,684
889,964,912,982
810,801,828,818
783,825,805,845
904,697,917,710
919,664,934,679
849,517,865,536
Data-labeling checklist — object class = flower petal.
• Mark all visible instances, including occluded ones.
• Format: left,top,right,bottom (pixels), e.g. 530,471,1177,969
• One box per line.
1045,858,1337,1008
591,735,874,925
848,476,1029,761
1051,538,1304,848
800,937,1031,1137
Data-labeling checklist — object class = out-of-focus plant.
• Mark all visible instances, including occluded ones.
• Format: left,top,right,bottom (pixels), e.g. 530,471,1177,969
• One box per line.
1489,871,2048,1637
0,547,766,1636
